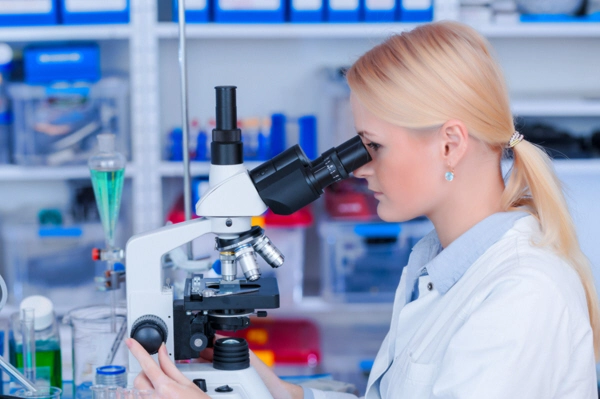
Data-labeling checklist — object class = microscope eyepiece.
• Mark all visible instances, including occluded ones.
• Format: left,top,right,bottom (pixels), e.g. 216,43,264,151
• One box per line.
212,86,242,165
250,135,372,215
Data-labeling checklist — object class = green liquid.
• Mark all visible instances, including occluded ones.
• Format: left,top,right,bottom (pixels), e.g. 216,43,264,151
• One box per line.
90,168,125,247
10,341,62,389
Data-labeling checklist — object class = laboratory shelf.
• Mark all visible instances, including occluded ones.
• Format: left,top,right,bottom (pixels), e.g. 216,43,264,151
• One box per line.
511,97,600,117
0,25,131,43
0,163,137,181
155,22,600,40
160,161,263,177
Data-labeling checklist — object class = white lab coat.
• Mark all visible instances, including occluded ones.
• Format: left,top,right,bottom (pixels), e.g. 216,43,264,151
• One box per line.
306,215,597,399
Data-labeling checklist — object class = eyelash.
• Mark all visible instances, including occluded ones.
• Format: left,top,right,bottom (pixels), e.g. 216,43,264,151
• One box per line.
367,142,381,151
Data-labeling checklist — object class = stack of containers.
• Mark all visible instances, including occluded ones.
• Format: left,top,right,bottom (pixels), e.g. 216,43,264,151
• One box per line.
0,0,129,26
0,0,59,26
172,0,433,22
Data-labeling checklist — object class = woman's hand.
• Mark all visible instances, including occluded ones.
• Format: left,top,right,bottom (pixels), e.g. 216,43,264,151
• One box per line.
126,338,209,399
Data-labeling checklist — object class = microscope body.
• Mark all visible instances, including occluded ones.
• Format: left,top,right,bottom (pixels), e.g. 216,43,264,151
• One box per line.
125,86,371,398
125,166,276,398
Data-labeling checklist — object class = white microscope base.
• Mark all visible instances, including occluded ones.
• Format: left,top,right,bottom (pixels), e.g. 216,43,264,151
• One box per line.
128,363,274,399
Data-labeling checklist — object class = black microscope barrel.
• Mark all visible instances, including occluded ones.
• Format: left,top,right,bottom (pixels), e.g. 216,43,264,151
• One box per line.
215,86,237,132
212,86,242,165
336,135,372,173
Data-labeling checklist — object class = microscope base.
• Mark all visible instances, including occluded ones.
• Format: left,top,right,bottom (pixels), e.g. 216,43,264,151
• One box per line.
127,362,274,399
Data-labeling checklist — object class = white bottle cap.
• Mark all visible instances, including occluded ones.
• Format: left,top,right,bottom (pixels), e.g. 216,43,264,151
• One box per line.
20,295,54,331
97,133,116,153
0,43,13,67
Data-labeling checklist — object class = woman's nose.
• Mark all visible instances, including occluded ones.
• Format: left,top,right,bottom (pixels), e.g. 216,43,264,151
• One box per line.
353,162,372,179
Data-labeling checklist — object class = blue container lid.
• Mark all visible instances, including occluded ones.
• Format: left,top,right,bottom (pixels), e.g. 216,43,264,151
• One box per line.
96,365,126,375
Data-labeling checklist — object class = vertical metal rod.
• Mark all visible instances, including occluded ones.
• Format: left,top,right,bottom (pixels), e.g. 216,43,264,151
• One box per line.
178,0,193,259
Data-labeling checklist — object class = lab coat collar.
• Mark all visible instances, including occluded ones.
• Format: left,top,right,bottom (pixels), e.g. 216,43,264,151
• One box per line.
405,211,529,303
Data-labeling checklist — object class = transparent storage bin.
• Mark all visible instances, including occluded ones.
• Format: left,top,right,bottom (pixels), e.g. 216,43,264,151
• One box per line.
7,77,129,166
318,218,432,303
0,222,111,313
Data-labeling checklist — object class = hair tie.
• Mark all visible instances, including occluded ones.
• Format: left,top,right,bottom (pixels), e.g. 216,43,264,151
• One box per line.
508,131,524,149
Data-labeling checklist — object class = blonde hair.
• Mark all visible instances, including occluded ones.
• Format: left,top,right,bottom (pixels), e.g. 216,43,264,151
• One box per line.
346,21,600,359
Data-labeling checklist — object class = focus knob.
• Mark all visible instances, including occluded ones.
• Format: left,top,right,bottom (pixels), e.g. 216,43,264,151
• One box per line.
130,315,168,355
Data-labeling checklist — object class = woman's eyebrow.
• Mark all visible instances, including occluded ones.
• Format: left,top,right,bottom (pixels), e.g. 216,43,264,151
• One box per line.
357,130,377,139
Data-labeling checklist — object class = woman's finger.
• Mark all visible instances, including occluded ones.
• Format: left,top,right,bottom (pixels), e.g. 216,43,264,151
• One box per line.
126,338,172,388
157,343,193,386
134,371,154,390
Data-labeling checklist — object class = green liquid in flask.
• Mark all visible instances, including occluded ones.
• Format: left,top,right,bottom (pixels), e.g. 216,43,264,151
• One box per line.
90,168,125,247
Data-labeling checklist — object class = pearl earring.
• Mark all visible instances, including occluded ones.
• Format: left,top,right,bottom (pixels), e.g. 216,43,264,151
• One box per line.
445,166,454,181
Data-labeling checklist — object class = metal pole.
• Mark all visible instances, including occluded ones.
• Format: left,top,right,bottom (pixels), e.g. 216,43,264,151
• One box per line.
177,0,193,259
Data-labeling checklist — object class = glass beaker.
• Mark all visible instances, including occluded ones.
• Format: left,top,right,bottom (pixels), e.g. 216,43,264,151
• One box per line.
63,306,127,397
13,387,62,399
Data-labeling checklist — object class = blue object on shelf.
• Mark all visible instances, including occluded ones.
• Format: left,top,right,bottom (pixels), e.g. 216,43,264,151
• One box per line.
257,131,270,160
214,0,286,22
354,223,401,238
363,0,396,22
290,0,324,22
169,128,184,161
326,0,362,22
298,115,317,160
270,113,286,157
194,130,208,161
359,359,374,372
520,13,600,22
173,0,210,23
38,227,84,238
212,259,222,275
24,44,100,84
0,0,59,26
398,0,433,22
59,0,130,24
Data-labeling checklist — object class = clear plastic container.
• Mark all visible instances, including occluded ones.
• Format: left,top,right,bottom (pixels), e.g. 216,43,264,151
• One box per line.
63,305,127,398
0,222,109,311
7,77,129,166
318,218,432,303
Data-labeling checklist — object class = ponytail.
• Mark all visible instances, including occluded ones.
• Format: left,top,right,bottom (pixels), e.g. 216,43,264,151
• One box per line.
503,140,600,359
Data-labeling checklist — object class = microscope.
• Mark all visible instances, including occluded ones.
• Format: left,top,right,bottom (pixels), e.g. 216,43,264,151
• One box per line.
125,86,371,398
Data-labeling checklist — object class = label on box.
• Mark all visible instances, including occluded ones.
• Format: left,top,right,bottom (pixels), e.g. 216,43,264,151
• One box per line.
0,0,52,14
366,0,394,11
65,0,127,12
402,0,431,10
186,0,207,10
329,0,358,11
219,0,280,11
292,0,321,11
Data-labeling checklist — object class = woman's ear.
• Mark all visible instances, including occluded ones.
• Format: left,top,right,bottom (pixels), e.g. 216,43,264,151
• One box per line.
439,119,469,167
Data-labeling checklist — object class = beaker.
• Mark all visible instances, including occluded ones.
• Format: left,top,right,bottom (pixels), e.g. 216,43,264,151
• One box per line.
63,306,127,396
13,386,62,399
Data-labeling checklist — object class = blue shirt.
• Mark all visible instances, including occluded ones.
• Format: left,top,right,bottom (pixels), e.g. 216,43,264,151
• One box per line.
404,211,528,304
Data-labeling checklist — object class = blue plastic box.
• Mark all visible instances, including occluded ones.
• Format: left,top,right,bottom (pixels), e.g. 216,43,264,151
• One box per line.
59,0,129,24
326,0,362,22
363,0,396,22
173,0,210,23
290,0,324,22
214,0,286,22
0,0,59,26
24,44,100,84
398,0,433,22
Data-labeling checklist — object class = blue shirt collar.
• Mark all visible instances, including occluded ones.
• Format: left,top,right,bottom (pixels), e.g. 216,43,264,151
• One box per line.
405,211,529,303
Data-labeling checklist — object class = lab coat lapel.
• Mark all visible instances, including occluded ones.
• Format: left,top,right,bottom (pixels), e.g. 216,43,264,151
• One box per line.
364,269,409,399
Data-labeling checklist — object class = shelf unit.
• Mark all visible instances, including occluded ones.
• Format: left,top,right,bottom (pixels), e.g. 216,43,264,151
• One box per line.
0,0,600,300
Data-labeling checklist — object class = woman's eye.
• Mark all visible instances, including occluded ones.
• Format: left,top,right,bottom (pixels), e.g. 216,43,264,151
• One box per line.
367,142,381,151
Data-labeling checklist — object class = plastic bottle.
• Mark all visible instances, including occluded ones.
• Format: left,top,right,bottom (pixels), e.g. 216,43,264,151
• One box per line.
0,43,12,164
9,296,62,389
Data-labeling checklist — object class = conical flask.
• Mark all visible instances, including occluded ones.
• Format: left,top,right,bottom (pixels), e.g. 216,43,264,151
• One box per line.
89,134,126,249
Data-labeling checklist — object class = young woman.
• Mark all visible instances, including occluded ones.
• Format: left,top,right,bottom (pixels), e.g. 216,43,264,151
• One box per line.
126,21,600,398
